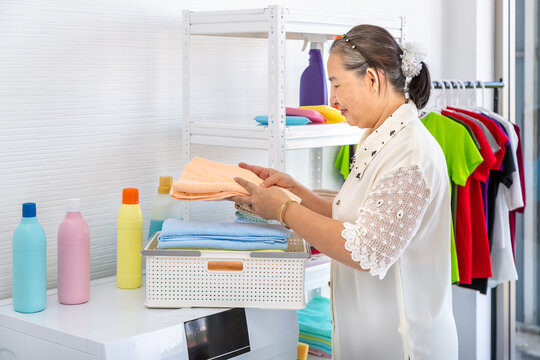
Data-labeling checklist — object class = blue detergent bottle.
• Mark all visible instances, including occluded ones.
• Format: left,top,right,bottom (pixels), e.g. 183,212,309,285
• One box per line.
299,39,328,106
12,203,47,313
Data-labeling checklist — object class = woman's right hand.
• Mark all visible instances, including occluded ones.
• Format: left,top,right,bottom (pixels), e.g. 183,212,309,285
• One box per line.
238,162,298,192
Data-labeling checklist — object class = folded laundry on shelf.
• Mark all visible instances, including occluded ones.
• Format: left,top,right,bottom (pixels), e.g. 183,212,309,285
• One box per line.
171,157,300,202
297,296,332,356
157,218,290,250
254,115,311,126
286,107,326,123
299,333,331,354
235,210,268,223
308,348,332,359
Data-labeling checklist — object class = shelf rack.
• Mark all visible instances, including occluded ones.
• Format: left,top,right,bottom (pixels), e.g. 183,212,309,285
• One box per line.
182,5,406,174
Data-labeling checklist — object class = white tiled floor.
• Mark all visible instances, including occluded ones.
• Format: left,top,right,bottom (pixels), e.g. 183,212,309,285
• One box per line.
516,323,540,360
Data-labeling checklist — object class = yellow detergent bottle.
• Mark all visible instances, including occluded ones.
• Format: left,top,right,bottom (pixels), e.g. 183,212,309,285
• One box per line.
298,105,345,123
116,188,143,289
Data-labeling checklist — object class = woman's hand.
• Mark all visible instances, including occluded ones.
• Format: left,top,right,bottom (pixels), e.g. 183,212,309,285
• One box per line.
238,162,297,192
229,177,291,220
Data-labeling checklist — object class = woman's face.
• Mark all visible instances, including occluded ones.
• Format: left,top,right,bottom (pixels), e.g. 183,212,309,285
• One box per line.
327,52,383,129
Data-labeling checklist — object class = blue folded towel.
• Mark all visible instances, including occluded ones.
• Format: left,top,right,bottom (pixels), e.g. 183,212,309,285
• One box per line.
254,115,311,126
157,219,290,250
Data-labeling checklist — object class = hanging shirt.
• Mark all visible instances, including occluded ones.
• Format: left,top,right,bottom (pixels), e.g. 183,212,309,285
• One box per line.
331,103,458,360
441,112,480,284
482,114,521,287
509,124,526,258
450,109,516,291
421,112,484,283
443,109,496,281
450,111,503,233
453,112,502,156
484,111,524,211
448,108,510,240
449,108,508,169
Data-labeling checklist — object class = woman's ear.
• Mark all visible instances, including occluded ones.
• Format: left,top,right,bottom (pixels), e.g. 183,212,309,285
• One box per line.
365,67,379,94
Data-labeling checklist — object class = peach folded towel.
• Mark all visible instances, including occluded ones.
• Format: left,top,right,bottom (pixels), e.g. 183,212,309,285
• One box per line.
171,157,300,202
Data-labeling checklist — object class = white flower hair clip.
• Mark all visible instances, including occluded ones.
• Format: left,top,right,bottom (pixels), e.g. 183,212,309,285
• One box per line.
400,42,427,100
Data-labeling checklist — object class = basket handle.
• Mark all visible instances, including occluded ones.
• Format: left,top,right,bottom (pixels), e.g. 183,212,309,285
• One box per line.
207,260,244,272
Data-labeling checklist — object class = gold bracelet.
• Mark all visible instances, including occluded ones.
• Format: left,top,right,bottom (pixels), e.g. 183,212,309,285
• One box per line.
279,200,298,229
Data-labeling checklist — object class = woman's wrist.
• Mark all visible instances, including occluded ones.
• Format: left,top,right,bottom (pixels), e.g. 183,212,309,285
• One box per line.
279,200,299,229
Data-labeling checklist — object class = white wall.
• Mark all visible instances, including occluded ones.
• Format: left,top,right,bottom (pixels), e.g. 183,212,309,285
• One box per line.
0,0,451,299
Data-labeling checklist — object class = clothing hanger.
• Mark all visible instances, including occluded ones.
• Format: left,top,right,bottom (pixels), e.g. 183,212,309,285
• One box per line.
419,80,439,117
479,80,486,109
468,80,476,107
442,80,453,108
456,80,466,106
450,79,461,107
452,79,468,111
452,80,484,113
436,80,447,109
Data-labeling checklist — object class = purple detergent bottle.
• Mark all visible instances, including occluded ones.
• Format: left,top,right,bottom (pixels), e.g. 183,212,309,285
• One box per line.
299,42,328,106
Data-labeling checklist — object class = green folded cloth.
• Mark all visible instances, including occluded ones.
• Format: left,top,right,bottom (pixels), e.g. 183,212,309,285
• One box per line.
297,296,332,343
299,333,331,346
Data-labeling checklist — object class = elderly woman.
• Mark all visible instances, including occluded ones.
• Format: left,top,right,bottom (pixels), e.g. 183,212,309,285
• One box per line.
229,24,458,359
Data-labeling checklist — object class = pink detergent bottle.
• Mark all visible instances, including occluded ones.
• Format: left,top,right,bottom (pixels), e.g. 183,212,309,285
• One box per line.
57,198,90,304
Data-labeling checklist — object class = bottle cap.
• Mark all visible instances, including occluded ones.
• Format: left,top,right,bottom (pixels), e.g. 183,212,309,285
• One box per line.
22,203,36,218
158,176,173,194
122,188,139,204
67,198,80,212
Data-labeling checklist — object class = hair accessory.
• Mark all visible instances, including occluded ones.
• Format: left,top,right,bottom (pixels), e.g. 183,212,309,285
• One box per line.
341,33,374,68
400,42,427,99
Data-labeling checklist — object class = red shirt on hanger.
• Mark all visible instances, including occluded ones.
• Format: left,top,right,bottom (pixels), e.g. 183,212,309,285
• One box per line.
442,109,497,282
448,107,508,168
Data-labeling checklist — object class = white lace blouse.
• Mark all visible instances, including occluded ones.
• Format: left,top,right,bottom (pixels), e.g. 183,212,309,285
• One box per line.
331,102,458,360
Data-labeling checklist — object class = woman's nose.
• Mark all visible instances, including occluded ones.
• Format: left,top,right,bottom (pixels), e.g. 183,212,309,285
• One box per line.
330,89,339,107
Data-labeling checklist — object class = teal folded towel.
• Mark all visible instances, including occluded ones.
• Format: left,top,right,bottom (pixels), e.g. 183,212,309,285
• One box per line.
254,115,311,126
298,296,333,342
158,219,290,250
235,210,268,224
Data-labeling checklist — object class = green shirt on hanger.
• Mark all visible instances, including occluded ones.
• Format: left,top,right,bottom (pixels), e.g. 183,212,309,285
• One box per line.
421,112,484,284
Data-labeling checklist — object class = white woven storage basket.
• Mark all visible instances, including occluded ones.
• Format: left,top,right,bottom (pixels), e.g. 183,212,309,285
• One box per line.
142,231,310,309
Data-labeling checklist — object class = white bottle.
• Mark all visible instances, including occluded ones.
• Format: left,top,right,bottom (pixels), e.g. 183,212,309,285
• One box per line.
148,176,183,239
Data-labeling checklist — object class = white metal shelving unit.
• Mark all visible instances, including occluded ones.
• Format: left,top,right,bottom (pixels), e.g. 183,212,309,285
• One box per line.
182,5,406,177
181,6,405,309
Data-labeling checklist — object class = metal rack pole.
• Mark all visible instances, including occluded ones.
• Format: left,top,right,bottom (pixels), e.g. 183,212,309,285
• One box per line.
431,80,505,89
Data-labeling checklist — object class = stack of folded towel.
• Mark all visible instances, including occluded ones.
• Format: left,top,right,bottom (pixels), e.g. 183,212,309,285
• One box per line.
297,296,332,358
158,218,290,251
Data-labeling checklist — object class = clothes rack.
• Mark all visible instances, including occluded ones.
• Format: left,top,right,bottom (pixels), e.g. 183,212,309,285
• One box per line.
432,79,511,360
431,79,504,113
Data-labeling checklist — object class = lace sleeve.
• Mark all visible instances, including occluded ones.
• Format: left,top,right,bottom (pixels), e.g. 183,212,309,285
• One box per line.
342,165,431,279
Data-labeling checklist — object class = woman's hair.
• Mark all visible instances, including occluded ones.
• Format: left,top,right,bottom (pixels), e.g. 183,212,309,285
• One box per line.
330,24,431,109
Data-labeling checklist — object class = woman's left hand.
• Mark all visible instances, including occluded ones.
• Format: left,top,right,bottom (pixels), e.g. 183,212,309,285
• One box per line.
228,177,291,220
